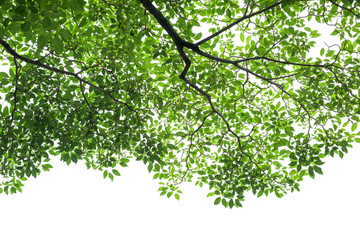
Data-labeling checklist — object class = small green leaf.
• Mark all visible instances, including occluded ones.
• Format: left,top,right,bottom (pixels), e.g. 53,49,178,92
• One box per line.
112,169,120,176
214,197,221,205
3,106,9,116
79,18,87,27
275,190,283,198
226,9,231,18
229,199,234,209
175,193,180,200
198,171,206,175
103,170,108,179
313,166,323,175
320,48,325,56
71,153,78,163
42,164,53,171
206,192,215,197
108,173,114,181
289,161,297,167
222,198,227,207
147,164,153,173
308,166,314,178
351,122,357,132
240,32,244,42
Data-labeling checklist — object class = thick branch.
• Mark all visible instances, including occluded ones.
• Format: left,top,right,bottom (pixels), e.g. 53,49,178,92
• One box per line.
138,0,199,51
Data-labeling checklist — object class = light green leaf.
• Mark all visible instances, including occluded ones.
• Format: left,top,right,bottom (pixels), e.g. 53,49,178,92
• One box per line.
351,122,357,132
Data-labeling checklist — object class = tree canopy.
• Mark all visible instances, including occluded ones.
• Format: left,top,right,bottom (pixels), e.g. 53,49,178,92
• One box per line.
1,0,360,207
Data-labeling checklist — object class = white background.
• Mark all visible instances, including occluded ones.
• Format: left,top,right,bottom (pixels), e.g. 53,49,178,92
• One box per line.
0,146,359,240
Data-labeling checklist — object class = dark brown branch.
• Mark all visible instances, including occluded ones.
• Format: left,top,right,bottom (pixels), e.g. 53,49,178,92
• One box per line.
139,0,199,52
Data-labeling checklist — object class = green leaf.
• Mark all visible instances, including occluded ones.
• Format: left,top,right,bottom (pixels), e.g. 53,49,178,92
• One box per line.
59,29,72,41
198,171,206,175
3,106,9,116
37,34,49,49
275,190,283,198
21,21,31,32
175,193,180,200
351,122,357,132
308,166,314,178
240,32,244,42
112,169,120,176
214,197,221,205
108,173,114,181
206,192,215,197
313,166,323,175
71,0,86,11
51,36,63,54
229,199,234,209
147,164,153,173
42,17,52,29
103,170,108,179
79,18,88,27
222,198,227,207
226,9,232,18
42,164,53,171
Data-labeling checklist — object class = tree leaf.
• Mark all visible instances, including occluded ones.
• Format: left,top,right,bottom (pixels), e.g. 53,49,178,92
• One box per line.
51,36,63,54
214,197,221,205
112,169,120,176
351,122,357,132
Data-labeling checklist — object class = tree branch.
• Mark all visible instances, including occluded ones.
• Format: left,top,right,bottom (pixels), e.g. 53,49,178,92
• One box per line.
196,1,282,45
0,39,135,112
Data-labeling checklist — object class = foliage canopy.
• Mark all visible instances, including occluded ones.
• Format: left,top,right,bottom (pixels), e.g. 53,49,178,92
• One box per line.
1,0,360,207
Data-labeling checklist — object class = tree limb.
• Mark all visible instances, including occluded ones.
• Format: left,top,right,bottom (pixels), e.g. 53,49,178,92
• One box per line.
0,39,135,112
